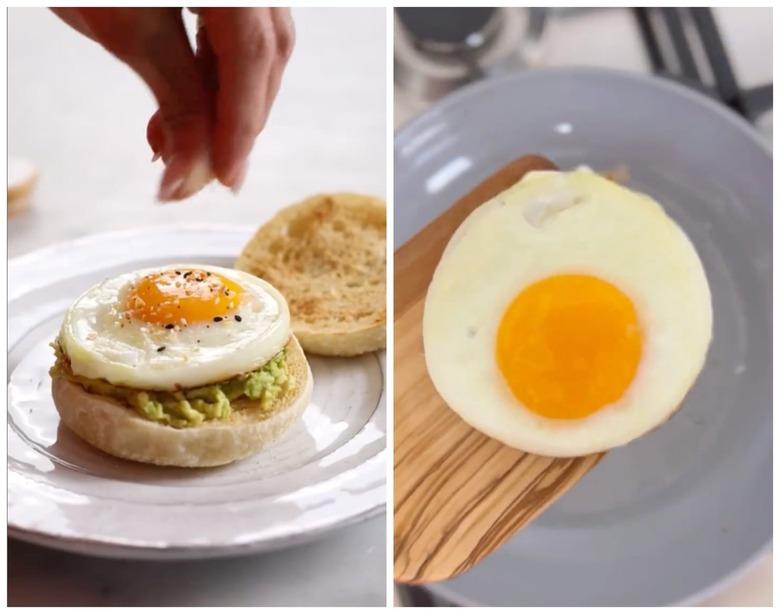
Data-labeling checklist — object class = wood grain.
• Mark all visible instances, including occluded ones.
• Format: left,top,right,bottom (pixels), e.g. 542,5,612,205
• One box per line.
394,155,604,584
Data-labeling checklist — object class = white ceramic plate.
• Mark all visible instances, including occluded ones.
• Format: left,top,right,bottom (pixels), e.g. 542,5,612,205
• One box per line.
8,225,386,559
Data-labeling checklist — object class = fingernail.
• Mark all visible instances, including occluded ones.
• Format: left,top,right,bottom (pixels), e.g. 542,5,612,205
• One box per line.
228,160,249,194
151,151,161,163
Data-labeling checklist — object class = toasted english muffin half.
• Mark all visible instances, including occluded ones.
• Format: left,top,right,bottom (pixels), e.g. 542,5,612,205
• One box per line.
52,336,312,467
235,193,386,356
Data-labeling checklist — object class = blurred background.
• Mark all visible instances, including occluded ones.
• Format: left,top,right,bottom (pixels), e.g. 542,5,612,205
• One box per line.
8,7,386,607
395,6,772,139
8,7,386,257
394,5,771,607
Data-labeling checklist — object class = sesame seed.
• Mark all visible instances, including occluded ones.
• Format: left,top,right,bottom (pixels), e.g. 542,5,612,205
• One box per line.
165,323,175,330
213,316,223,322
157,346,166,352
234,315,242,322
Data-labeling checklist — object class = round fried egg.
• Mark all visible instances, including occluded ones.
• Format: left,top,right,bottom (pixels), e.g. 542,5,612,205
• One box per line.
423,169,712,457
60,264,290,390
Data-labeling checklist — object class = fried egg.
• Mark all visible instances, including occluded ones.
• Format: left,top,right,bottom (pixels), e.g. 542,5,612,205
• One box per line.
60,264,290,391
423,169,712,457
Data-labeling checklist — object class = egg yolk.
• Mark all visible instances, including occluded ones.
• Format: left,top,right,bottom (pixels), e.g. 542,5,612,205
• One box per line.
496,274,642,420
125,269,242,326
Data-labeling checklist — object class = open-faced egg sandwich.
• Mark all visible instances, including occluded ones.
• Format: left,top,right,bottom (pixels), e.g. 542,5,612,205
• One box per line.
424,167,712,457
50,265,312,467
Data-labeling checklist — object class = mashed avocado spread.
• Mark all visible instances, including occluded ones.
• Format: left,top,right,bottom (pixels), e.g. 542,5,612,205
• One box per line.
50,341,292,428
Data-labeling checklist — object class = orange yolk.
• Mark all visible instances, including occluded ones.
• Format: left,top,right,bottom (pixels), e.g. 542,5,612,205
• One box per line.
125,269,242,326
496,274,642,420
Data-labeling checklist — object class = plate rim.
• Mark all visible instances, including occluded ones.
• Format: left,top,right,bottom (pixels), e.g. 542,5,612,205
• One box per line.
7,459,386,561
8,225,387,559
394,68,771,605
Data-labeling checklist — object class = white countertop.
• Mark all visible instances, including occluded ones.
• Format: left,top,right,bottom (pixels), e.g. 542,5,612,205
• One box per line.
8,7,387,607
394,7,771,607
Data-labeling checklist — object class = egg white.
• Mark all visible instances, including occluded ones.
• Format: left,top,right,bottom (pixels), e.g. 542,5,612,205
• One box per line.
60,264,290,391
423,169,712,457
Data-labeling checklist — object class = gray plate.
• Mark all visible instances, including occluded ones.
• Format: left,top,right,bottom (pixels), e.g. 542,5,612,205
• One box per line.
394,68,771,606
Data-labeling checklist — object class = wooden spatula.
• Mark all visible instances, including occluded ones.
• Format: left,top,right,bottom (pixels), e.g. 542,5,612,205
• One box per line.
394,155,605,585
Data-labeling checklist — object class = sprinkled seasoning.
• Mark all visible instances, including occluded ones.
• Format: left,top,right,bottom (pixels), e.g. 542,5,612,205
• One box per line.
234,315,242,322
164,323,175,330
157,346,166,352
213,316,223,322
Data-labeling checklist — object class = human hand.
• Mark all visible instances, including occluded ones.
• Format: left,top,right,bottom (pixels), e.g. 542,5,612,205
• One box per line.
52,7,295,201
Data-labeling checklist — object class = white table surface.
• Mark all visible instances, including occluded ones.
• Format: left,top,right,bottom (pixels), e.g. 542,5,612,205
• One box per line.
394,7,772,607
8,7,387,607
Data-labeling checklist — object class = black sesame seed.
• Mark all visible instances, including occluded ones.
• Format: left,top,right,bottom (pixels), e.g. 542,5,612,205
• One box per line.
183,271,192,278
175,270,181,275
234,315,242,322
164,323,175,330
157,346,166,352
213,316,223,322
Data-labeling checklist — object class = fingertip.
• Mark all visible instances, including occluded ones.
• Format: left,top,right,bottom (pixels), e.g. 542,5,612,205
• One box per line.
157,155,188,202
147,111,166,159
229,160,249,194
216,158,248,193
157,150,216,202
158,176,185,202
